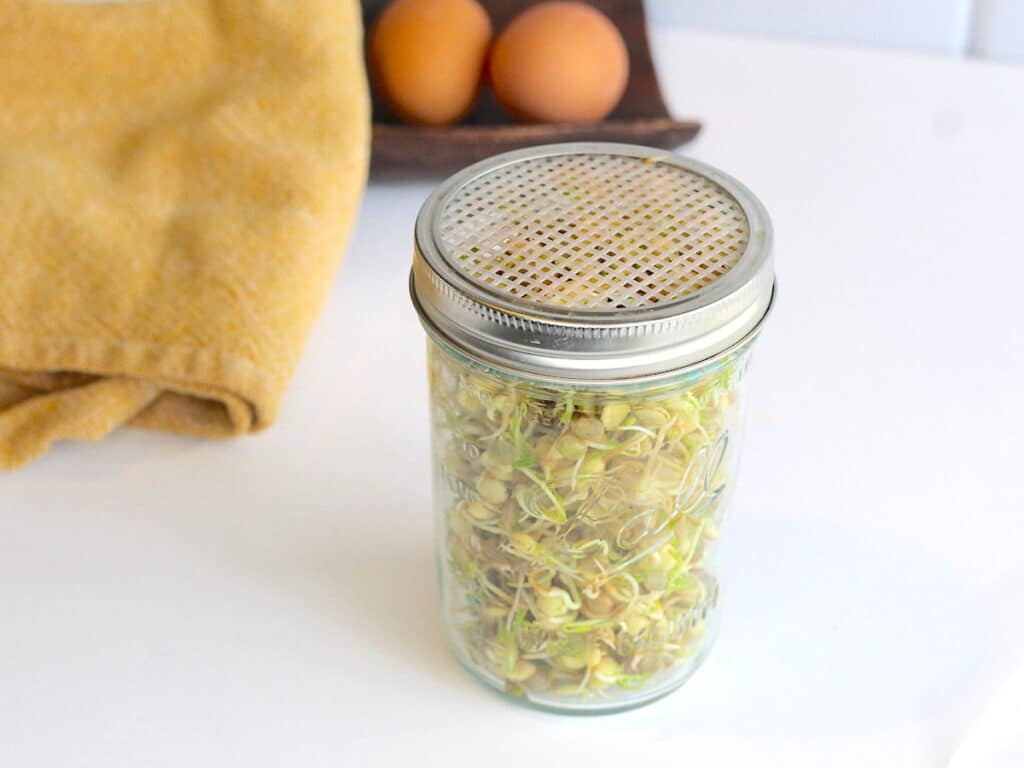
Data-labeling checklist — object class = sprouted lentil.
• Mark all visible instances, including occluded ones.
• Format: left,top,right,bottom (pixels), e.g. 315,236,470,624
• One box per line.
429,340,750,704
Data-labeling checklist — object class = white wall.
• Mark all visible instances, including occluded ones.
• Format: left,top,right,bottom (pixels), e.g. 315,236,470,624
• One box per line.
973,0,1024,63
647,0,1024,62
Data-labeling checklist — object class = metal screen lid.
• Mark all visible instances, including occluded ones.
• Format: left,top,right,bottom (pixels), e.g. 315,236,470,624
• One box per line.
412,143,774,382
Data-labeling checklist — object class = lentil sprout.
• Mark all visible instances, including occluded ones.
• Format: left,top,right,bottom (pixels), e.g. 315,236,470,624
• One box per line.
429,340,750,703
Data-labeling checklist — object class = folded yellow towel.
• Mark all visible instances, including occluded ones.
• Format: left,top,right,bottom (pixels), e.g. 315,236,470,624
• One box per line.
0,0,370,469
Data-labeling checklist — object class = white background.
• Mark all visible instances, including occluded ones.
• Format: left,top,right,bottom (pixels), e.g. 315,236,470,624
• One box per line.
648,0,1024,62
2,27,1024,768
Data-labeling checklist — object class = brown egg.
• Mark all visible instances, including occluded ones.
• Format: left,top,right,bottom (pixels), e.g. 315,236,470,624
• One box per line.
489,1,629,124
369,0,492,126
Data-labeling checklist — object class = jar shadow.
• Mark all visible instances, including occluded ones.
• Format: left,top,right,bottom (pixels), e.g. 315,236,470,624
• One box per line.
211,509,469,693
330,528,458,681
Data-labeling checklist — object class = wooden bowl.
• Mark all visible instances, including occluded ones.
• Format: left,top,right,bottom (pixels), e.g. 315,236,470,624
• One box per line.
363,0,700,177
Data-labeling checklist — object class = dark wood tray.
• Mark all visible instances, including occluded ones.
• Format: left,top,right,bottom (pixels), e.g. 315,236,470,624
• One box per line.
363,0,700,177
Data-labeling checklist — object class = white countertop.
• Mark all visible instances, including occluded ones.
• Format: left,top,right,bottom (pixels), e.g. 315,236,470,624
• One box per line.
2,30,1023,768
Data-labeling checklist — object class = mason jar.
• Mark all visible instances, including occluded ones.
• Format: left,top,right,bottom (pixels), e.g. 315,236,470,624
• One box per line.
410,143,774,713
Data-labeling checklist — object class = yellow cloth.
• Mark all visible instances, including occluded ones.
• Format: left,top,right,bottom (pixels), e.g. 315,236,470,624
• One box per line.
0,0,370,469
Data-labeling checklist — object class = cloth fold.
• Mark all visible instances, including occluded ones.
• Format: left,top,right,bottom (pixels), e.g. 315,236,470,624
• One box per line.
0,0,370,469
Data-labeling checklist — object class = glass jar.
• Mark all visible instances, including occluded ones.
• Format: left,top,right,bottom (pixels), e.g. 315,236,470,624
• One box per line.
411,143,774,713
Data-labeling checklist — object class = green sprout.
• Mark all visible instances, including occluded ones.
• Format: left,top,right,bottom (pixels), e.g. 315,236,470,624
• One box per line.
428,340,747,703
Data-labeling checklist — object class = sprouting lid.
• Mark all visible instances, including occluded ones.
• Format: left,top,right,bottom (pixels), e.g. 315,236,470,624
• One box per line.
411,143,774,382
